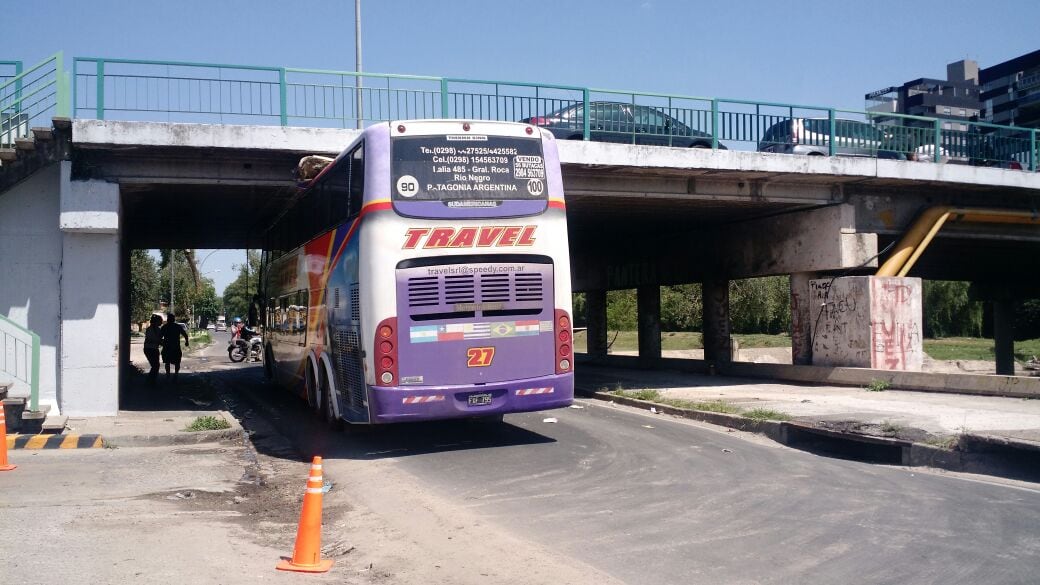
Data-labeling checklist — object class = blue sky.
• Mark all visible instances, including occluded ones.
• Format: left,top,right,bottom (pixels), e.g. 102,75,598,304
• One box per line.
8,0,1039,293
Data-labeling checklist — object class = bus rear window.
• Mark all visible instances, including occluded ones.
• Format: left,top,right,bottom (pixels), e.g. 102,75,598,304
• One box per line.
391,135,547,207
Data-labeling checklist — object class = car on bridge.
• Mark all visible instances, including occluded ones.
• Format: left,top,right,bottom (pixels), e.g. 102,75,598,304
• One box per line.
758,118,906,160
522,101,724,148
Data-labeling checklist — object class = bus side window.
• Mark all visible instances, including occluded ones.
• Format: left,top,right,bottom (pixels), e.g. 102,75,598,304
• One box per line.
349,143,364,217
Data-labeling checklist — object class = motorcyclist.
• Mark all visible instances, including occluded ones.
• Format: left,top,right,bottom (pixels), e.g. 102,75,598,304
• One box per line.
230,317,261,361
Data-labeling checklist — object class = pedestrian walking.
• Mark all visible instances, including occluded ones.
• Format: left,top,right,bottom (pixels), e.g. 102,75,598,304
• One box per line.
143,314,164,385
160,313,190,383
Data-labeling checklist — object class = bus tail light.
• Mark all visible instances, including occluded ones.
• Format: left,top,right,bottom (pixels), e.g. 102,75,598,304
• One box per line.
375,317,398,385
555,309,572,374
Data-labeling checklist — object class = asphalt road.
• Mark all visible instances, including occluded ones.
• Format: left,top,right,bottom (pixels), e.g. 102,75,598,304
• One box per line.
204,341,1040,585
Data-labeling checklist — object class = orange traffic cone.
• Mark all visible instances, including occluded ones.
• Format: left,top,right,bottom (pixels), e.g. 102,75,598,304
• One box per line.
0,407,16,472
276,456,332,573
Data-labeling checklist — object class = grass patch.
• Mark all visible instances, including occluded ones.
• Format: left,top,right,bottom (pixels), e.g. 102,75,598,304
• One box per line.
608,390,783,419
879,420,902,434
189,330,212,345
924,436,959,450
924,336,1040,362
744,408,792,421
865,378,891,392
183,415,231,432
574,330,791,353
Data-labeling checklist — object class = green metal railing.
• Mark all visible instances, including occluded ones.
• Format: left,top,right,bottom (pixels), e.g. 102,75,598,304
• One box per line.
0,313,41,412
0,53,68,147
8,53,1040,171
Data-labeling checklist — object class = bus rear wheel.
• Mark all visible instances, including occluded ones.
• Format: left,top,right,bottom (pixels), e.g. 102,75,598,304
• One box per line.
319,371,344,431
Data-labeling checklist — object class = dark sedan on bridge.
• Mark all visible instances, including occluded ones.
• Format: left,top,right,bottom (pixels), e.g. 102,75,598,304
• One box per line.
522,101,725,148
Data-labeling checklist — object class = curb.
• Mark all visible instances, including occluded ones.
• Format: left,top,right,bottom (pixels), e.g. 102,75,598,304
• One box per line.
584,389,1040,480
6,433,104,449
101,427,245,448
576,354,1040,399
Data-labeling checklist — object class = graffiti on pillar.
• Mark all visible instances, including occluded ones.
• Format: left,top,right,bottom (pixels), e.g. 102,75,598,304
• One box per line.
809,277,923,371
869,279,923,371
809,278,871,367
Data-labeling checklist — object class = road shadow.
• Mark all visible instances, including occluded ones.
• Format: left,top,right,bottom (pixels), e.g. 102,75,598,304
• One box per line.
196,359,557,463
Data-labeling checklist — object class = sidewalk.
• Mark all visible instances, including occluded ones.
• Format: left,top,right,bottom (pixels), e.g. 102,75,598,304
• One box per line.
576,364,1040,478
63,336,242,447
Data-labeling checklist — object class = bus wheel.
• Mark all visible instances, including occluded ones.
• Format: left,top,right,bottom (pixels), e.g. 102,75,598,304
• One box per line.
305,364,320,412
320,371,344,431
262,346,275,380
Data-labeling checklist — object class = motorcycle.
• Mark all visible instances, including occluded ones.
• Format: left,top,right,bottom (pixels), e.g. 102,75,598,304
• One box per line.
228,327,263,363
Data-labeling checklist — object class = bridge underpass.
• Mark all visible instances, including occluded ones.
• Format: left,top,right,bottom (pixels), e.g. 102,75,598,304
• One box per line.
3,119,1040,415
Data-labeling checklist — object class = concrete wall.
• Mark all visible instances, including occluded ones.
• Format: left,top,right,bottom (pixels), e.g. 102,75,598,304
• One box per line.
0,161,122,415
0,164,62,410
59,169,121,415
810,276,923,371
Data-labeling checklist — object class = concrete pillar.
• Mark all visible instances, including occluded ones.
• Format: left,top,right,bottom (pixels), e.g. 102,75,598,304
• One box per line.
59,163,121,415
993,299,1015,376
637,286,661,361
703,279,732,365
790,272,818,365
585,289,608,356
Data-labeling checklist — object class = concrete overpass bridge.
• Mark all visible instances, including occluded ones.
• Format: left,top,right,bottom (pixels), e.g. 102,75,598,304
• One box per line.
3,54,1040,416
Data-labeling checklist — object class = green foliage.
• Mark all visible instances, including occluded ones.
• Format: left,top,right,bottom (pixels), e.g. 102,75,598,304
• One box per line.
743,408,792,421
729,276,791,334
606,289,637,331
129,249,160,323
865,378,891,392
661,284,702,331
571,293,586,326
222,250,261,322
610,388,662,401
923,280,983,338
183,415,231,432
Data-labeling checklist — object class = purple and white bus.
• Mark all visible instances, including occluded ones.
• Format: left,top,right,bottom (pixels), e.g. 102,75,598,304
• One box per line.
261,120,573,425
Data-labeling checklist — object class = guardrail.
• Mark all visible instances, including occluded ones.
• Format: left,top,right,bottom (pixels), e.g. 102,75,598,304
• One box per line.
0,313,41,412
8,54,1039,171
0,53,68,147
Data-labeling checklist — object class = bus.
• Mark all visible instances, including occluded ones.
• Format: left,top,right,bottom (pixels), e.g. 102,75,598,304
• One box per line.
260,119,573,425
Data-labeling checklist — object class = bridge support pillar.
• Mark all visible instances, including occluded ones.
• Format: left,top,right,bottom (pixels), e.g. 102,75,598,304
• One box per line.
637,286,661,361
703,279,732,366
790,272,819,365
585,289,608,357
993,299,1015,376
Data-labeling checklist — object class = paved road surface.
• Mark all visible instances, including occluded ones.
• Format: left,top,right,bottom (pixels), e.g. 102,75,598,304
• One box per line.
206,341,1040,585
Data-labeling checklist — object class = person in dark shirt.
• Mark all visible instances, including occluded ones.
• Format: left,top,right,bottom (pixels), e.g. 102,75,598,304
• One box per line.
160,313,189,383
143,314,164,385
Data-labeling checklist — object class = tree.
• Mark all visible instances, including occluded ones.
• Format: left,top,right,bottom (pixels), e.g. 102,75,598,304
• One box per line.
222,250,261,321
923,280,982,338
129,249,160,323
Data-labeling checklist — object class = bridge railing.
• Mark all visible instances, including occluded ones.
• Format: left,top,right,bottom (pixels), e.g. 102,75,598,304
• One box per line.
1,53,68,147
45,55,1040,171
0,313,41,412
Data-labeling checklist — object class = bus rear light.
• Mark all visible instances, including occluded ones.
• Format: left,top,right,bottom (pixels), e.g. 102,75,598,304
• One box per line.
554,309,572,374
525,126,534,135
463,122,471,131
397,124,406,133
375,317,399,386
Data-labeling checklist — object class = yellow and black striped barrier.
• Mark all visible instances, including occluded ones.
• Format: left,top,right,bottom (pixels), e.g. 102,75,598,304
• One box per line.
6,434,104,449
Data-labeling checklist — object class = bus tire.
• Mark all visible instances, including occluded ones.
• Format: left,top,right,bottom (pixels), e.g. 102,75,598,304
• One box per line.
319,369,344,431
305,361,320,411
262,345,275,380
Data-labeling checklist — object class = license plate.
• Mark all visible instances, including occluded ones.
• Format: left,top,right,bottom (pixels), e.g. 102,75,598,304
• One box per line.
467,393,493,406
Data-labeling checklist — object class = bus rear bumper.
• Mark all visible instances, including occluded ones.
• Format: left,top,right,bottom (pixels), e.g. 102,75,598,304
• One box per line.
370,373,574,423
